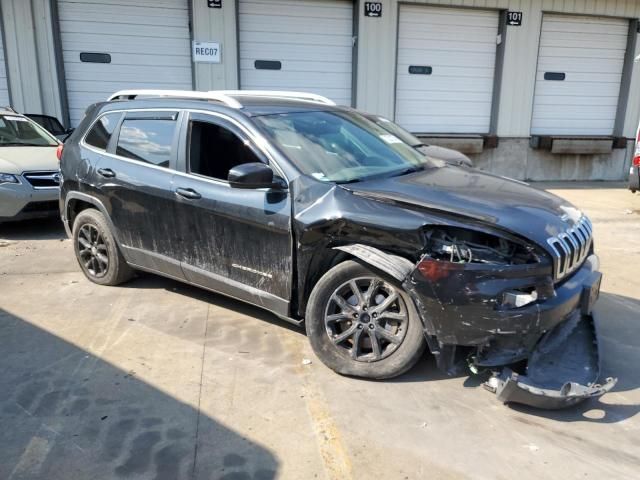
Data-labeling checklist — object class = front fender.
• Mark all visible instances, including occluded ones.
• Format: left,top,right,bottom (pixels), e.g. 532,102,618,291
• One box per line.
333,244,414,282
332,244,439,343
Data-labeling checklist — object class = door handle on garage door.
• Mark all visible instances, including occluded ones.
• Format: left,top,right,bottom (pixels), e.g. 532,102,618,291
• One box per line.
175,187,202,200
97,168,115,178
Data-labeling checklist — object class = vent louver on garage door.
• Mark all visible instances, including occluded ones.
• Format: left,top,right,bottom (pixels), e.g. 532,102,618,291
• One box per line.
531,14,629,136
395,5,499,134
58,0,192,126
0,22,10,107
238,0,353,106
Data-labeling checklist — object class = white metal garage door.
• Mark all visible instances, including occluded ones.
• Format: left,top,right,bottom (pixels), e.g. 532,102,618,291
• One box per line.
0,22,10,107
239,0,353,106
58,0,192,126
531,14,628,135
395,5,499,134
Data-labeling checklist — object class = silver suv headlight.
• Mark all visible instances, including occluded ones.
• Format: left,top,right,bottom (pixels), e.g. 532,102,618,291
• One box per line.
0,173,19,185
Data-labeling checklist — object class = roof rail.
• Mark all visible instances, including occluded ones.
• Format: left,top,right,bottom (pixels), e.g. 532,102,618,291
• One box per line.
218,90,336,106
107,90,243,109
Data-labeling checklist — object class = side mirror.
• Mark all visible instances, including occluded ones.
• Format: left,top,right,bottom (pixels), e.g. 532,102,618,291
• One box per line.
228,162,283,189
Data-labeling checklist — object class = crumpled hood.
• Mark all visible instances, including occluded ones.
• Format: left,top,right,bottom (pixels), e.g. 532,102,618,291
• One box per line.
343,165,584,249
0,147,59,174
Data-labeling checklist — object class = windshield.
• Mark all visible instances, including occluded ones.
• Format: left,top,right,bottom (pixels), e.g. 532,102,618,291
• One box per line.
0,115,58,146
254,110,432,183
26,114,66,135
372,116,423,147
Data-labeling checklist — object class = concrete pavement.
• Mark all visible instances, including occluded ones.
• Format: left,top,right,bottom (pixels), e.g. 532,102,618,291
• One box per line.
1,184,639,479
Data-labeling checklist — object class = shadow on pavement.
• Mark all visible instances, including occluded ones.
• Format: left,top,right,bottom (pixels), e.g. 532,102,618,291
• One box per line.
0,217,66,241
117,271,640,425
121,272,304,336
0,307,279,480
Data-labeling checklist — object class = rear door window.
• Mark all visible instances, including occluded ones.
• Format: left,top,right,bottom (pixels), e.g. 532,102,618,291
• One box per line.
85,112,121,150
115,113,178,168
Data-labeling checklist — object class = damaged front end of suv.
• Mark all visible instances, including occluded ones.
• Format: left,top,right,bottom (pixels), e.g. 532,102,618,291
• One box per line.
292,169,616,410
406,222,615,409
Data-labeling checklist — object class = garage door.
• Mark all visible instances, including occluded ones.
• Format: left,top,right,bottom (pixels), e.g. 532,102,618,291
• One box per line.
531,15,628,135
0,23,10,107
58,0,192,126
395,5,499,134
239,0,353,106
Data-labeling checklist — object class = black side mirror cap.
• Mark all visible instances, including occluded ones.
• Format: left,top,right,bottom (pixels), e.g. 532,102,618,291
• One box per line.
228,162,283,189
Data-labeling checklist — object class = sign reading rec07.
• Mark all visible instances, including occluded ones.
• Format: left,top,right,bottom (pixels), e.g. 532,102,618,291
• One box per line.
193,41,221,63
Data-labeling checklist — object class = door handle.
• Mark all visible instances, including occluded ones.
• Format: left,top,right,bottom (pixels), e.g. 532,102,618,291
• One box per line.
97,168,115,178
175,187,202,200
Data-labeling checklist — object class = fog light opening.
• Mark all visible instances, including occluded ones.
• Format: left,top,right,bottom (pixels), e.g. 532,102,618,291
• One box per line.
502,289,538,308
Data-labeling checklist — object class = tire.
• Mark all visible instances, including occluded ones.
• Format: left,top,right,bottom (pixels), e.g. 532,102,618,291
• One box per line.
72,208,133,286
306,260,426,379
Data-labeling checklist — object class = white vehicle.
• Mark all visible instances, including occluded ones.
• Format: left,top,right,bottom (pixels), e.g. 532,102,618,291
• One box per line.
0,109,61,222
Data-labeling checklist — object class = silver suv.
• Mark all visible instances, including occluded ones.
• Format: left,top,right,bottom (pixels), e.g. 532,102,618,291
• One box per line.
0,109,61,222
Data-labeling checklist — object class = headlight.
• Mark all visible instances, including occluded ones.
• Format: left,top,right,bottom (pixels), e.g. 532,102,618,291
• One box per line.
417,227,552,308
0,173,19,185
423,227,543,266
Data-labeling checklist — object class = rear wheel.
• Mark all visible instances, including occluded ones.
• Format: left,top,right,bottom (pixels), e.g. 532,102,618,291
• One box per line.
72,209,133,286
306,260,425,379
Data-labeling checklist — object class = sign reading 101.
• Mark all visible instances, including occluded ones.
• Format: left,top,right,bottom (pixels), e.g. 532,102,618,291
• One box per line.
507,11,523,26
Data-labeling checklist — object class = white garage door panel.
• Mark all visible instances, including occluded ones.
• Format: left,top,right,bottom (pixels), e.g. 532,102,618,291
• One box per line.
59,0,192,126
395,6,498,134
531,14,628,135
61,36,188,57
239,0,353,106
242,1,348,20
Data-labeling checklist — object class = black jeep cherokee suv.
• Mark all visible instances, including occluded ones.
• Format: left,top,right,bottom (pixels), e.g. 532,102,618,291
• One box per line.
60,90,615,409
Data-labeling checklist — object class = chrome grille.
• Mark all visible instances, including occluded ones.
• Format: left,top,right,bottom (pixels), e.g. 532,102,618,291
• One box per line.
546,216,593,280
23,171,61,189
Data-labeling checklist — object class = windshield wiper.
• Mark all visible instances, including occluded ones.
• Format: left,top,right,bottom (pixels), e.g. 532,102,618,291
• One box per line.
390,165,424,177
335,178,362,185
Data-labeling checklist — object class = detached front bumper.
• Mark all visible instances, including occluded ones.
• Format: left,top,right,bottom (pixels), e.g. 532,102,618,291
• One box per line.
485,313,616,409
406,254,615,409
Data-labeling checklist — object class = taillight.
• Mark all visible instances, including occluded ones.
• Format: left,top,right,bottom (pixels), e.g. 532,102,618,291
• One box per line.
633,127,640,167
56,144,63,162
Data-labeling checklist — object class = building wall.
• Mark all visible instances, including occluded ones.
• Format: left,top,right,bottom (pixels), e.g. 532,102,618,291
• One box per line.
355,0,640,179
356,0,640,137
0,0,637,180
192,0,239,91
0,0,63,120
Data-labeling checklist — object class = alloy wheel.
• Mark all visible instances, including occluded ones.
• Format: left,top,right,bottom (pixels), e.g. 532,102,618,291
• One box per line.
77,224,109,278
324,277,409,362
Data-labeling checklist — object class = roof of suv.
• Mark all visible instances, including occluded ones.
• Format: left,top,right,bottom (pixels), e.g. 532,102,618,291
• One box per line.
105,89,345,117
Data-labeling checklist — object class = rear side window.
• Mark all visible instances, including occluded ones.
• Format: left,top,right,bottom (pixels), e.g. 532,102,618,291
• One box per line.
116,118,177,168
85,113,121,150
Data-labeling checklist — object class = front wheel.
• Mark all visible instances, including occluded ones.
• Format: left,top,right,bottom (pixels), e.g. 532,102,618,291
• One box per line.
306,260,426,379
